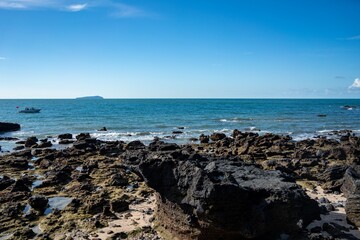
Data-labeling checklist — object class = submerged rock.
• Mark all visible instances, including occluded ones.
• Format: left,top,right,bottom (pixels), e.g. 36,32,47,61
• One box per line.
0,122,20,132
138,157,320,239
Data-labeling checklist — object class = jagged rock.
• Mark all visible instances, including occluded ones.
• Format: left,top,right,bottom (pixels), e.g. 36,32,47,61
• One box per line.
138,157,320,239
110,198,130,213
73,141,90,150
341,166,360,227
76,133,91,141
59,139,74,144
37,141,52,148
11,179,30,192
148,141,180,151
318,165,348,182
0,122,20,132
28,195,48,211
210,132,226,141
341,166,360,197
25,137,38,148
12,149,32,158
125,140,145,150
98,127,107,131
7,159,29,169
346,195,360,228
106,173,128,187
84,198,109,215
0,176,15,191
199,134,209,144
58,133,73,139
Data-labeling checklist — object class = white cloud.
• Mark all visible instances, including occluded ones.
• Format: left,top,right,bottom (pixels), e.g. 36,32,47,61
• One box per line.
349,78,360,90
0,2,26,9
0,0,149,17
67,3,87,12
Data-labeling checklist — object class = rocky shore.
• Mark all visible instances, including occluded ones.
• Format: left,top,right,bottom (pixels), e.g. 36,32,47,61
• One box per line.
0,129,360,239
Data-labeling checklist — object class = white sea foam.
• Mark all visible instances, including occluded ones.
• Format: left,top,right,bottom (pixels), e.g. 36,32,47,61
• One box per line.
292,133,317,141
219,117,253,123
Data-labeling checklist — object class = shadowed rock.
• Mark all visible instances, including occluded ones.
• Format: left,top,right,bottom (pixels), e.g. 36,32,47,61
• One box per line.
341,166,360,227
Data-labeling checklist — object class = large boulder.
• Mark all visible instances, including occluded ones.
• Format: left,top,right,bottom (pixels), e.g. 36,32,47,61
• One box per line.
138,157,320,239
0,122,20,132
341,166,360,227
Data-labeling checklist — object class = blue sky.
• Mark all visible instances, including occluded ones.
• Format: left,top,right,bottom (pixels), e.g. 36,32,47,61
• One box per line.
0,0,359,98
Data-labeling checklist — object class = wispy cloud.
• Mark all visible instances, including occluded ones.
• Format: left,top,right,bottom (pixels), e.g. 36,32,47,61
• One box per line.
111,3,146,18
0,2,26,9
339,35,360,41
347,35,360,40
0,0,149,17
335,76,346,79
0,57,6,60
349,78,360,90
67,3,87,12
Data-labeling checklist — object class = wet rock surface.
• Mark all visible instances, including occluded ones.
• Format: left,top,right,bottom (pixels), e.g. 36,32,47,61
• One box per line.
0,130,360,239
0,122,21,132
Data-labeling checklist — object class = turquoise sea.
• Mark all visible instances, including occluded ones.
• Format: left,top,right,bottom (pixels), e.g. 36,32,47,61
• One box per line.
1,99,360,152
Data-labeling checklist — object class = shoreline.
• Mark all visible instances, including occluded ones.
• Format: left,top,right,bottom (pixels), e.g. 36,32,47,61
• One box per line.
1,129,360,239
1,128,360,154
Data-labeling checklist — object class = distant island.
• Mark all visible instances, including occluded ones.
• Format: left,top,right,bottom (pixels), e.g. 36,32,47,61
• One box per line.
76,96,104,100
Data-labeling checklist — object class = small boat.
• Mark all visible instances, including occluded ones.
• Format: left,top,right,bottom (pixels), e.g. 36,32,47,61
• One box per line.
19,107,41,113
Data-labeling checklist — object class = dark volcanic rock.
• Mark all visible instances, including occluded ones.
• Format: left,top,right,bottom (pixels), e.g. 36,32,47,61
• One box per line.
0,122,20,132
138,157,320,239
210,132,226,141
37,141,52,148
76,133,91,141
25,137,38,148
0,176,15,191
73,141,90,150
58,133,73,140
125,140,145,150
199,134,209,144
341,166,360,197
318,165,348,191
110,198,130,213
11,179,30,192
341,166,360,227
28,195,48,211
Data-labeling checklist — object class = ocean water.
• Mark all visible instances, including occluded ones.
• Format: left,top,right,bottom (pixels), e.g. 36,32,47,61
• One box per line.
0,99,360,152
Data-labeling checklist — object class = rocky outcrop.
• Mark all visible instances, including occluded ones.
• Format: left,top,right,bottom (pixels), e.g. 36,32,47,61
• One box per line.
0,122,20,133
25,137,38,148
341,166,360,227
138,155,320,239
210,132,226,141
58,133,73,140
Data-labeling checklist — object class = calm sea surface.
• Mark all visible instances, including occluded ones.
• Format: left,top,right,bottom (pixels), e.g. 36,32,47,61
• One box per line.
1,99,360,152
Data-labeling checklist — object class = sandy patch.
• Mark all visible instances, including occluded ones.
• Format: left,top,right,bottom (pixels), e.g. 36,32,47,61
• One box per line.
90,194,157,239
304,184,360,238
